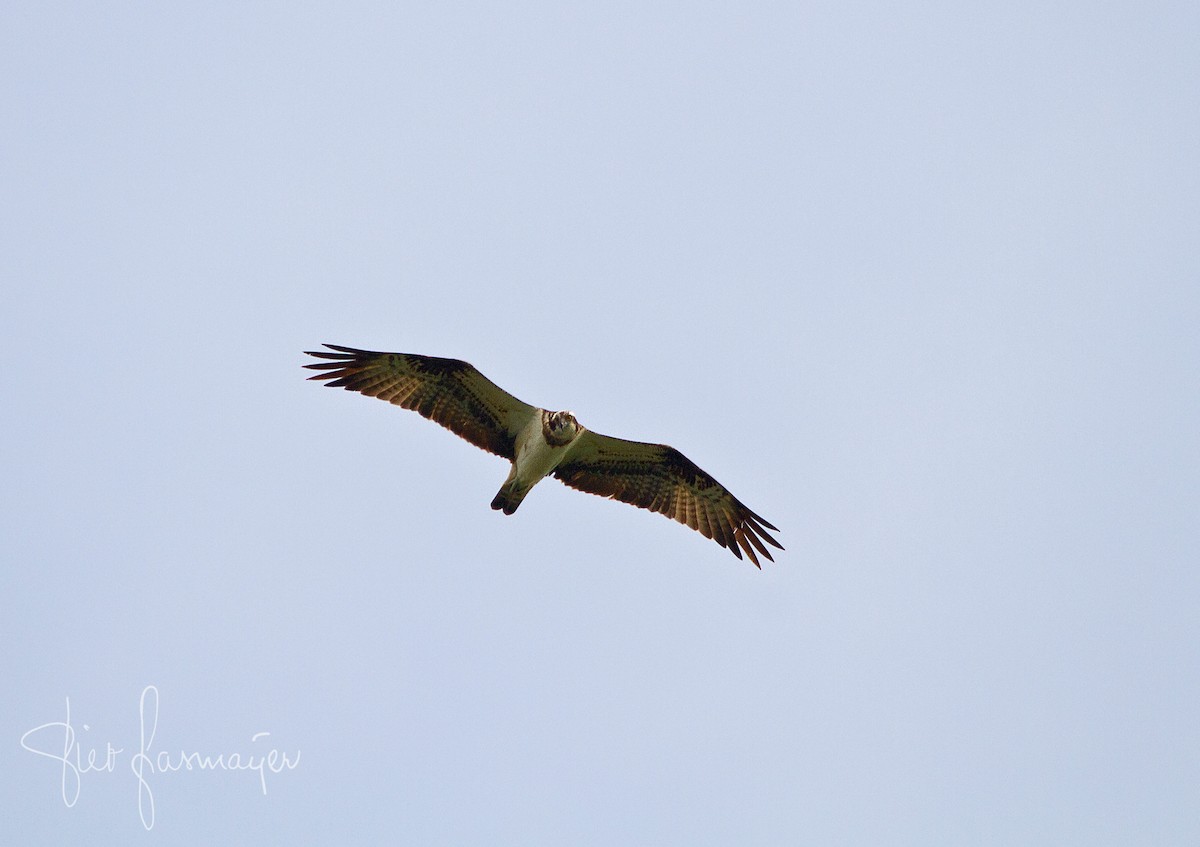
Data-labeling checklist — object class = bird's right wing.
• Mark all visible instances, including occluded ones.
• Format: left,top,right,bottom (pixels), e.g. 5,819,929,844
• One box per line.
303,344,537,460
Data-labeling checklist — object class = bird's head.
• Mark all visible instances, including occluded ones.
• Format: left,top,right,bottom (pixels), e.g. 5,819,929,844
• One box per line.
544,410,581,445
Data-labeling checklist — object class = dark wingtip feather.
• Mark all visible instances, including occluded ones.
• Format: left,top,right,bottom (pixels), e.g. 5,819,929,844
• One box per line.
321,343,381,355
744,528,772,561
733,528,762,568
743,506,780,534
742,510,784,551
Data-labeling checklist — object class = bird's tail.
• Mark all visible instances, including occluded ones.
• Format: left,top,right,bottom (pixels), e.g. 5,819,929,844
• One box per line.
490,480,530,515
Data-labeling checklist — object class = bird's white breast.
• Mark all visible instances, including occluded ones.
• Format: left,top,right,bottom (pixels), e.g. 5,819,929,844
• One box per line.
511,414,579,487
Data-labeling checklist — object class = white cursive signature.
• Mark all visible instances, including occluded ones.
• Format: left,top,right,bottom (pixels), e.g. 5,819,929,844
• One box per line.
20,685,300,831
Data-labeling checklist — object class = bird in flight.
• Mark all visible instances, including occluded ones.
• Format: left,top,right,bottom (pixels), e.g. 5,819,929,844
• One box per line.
303,344,783,567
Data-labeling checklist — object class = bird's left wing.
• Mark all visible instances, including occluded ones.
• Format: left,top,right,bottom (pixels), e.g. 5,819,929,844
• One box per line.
303,344,537,460
553,430,783,567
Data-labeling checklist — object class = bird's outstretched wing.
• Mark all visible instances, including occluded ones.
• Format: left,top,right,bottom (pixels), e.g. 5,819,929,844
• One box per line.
553,431,783,567
303,344,536,459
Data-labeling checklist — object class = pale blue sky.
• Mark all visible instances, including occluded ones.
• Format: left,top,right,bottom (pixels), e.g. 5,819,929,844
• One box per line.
3,1,1198,843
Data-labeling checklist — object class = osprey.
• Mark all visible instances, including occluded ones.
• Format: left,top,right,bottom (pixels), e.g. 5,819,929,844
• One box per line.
303,344,783,567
